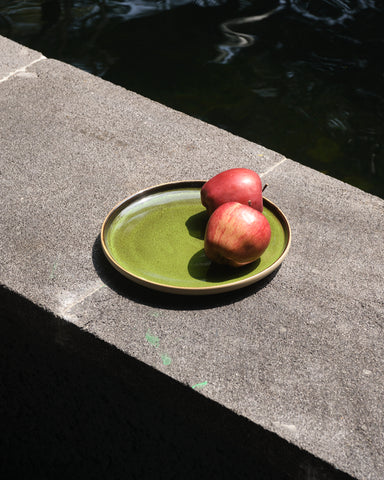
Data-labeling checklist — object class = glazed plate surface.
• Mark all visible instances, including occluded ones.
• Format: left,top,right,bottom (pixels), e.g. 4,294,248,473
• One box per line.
101,181,291,295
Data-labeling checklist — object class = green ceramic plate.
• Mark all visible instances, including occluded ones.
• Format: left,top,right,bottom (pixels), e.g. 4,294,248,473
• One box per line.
101,181,291,295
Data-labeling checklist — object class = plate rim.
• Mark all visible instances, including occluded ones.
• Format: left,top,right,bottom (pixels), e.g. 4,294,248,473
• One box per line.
100,180,291,295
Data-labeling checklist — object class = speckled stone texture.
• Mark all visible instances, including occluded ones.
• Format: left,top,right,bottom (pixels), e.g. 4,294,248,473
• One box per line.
1,35,383,480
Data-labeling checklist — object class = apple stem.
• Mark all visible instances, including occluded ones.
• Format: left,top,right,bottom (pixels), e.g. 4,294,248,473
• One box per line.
248,200,252,206
262,183,269,192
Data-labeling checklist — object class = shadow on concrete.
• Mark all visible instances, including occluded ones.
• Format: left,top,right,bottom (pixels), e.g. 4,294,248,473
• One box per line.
1,286,353,480
92,234,279,310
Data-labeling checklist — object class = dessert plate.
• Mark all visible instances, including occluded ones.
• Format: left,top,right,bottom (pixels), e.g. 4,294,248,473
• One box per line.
101,181,291,295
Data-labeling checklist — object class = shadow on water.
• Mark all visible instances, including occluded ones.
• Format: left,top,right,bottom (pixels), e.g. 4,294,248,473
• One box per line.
1,286,354,480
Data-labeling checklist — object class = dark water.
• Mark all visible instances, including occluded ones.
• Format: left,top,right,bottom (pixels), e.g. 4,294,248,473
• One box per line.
1,0,383,198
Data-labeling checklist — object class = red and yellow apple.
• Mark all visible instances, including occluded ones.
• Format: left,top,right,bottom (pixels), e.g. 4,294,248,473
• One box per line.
201,168,263,215
204,202,271,267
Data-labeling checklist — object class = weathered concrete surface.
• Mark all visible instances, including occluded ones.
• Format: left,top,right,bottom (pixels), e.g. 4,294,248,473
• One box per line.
1,35,384,479
0,35,45,82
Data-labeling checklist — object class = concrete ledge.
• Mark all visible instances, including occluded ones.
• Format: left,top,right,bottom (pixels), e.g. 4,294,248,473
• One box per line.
1,286,352,479
1,35,384,479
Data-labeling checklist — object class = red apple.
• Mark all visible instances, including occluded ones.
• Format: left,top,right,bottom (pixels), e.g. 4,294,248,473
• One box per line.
201,168,263,215
204,202,271,267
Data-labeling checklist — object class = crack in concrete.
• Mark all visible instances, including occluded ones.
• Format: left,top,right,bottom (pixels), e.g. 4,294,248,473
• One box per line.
0,54,46,83
260,157,287,178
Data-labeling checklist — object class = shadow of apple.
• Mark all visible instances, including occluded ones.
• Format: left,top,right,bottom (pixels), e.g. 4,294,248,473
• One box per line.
188,248,260,282
185,210,208,240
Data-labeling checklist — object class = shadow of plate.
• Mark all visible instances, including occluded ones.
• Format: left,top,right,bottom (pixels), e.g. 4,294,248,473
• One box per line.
92,234,278,310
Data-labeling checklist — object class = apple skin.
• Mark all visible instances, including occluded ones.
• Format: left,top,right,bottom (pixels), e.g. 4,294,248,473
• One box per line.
201,168,263,216
204,202,271,267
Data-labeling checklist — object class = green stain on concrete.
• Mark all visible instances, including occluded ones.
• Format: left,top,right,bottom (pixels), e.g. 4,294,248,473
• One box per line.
161,354,172,366
192,381,207,389
145,330,160,348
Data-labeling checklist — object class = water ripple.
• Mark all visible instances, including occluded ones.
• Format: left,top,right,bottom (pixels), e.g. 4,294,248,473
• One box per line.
216,5,284,63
